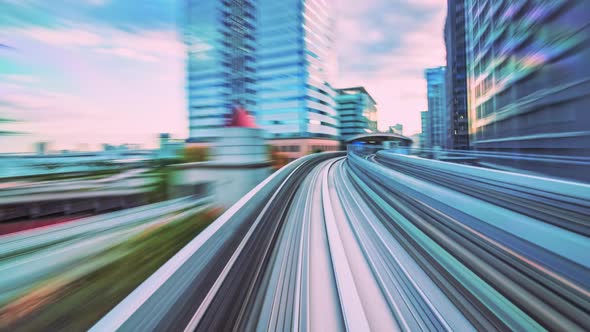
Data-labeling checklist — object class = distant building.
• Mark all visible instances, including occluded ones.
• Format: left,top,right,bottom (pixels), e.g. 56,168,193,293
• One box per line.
420,111,430,149
389,124,403,135
257,0,340,157
159,133,184,159
409,133,422,150
159,133,170,148
35,142,47,155
465,0,590,156
445,0,469,150
184,0,257,143
118,144,141,151
159,133,170,150
335,86,378,141
425,67,448,149
102,144,116,151
170,109,271,208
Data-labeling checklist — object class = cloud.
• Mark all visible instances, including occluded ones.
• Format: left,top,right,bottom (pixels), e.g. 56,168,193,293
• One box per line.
10,24,182,62
335,0,447,135
82,0,177,30
0,0,185,153
20,27,102,46
0,90,89,114
104,29,182,59
1,74,40,85
86,0,109,5
0,0,176,30
96,47,158,62
1,93,52,112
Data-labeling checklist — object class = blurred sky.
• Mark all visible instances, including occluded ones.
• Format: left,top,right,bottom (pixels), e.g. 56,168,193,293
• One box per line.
0,0,446,153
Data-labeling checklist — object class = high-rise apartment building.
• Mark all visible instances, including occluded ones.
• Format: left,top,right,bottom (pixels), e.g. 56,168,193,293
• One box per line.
465,0,590,156
425,67,448,149
256,0,340,157
445,0,469,150
184,0,257,143
335,87,378,140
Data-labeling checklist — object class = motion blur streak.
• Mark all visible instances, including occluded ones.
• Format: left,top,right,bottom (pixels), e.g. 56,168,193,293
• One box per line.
94,151,590,332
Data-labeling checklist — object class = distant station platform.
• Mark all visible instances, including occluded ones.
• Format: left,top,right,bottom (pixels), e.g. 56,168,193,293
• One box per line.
345,133,413,146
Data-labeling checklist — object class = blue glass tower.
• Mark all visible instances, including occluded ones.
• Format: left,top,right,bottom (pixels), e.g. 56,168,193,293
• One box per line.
425,66,448,149
256,0,339,141
184,0,257,142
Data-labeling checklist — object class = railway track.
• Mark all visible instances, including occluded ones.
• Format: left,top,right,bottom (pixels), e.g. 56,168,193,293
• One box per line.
90,151,590,332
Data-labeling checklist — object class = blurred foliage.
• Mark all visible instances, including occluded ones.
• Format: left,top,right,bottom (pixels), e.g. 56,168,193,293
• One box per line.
0,209,220,331
146,157,185,203
183,146,209,163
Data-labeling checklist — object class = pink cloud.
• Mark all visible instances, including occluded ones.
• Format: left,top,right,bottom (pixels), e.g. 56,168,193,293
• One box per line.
1,24,186,152
103,29,183,59
96,47,158,62
86,0,108,5
21,27,102,47
335,0,447,135
11,24,182,61
1,74,40,84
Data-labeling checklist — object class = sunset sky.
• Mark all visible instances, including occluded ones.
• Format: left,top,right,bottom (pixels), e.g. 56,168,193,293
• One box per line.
0,0,446,153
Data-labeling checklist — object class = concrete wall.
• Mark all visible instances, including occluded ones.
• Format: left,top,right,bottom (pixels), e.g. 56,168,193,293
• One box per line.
170,163,271,209
210,128,267,163
171,127,272,209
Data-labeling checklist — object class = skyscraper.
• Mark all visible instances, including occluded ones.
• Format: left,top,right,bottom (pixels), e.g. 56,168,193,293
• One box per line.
465,0,590,156
184,0,257,143
256,0,340,156
425,67,448,149
185,0,340,157
335,87,378,140
445,0,469,150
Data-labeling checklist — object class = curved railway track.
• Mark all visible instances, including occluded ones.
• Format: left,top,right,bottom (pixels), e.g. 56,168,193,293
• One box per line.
91,151,590,332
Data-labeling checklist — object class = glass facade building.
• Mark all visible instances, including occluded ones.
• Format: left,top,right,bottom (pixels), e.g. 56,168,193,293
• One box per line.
425,67,448,149
184,0,257,142
256,0,339,140
445,0,469,150
465,0,590,156
420,110,430,149
335,87,378,140
185,0,339,151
